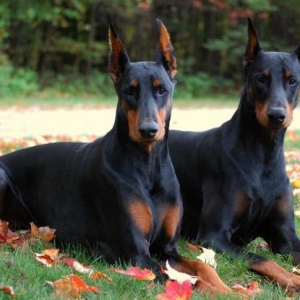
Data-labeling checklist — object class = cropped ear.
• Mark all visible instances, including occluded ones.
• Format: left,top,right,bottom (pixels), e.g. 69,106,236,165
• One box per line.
155,19,177,79
108,23,130,83
243,18,262,67
294,43,300,61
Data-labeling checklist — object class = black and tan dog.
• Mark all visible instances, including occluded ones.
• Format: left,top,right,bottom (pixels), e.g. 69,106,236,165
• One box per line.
169,18,300,293
0,20,230,295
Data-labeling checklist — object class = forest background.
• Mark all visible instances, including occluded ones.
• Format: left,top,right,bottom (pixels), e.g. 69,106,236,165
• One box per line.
1,0,298,100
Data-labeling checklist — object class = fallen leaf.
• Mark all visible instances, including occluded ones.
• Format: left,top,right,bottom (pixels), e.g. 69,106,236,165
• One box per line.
232,281,262,295
196,246,217,269
0,220,32,249
0,220,15,242
30,222,56,242
112,266,156,281
156,280,193,300
91,271,113,282
48,274,100,297
162,261,199,285
33,248,61,267
62,258,94,276
0,283,16,298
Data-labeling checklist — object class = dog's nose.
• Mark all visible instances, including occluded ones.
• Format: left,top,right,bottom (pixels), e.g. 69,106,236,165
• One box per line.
267,107,286,125
139,122,158,139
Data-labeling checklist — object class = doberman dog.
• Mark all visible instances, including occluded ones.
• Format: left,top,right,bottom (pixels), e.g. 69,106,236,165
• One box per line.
169,18,300,294
0,20,231,295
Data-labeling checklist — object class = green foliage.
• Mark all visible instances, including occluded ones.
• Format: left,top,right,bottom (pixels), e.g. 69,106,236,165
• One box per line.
175,72,235,98
0,55,39,97
42,71,114,97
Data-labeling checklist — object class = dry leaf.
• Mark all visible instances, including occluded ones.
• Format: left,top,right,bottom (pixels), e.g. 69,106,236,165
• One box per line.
48,274,100,298
62,258,94,276
0,220,31,249
33,248,61,267
0,220,15,242
0,283,16,298
30,222,56,242
91,271,113,282
156,280,193,300
162,261,199,285
112,266,156,281
196,246,217,269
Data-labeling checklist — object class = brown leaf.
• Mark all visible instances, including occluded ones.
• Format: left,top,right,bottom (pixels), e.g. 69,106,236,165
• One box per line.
48,274,100,297
0,283,16,298
91,271,113,282
30,222,56,242
33,248,62,267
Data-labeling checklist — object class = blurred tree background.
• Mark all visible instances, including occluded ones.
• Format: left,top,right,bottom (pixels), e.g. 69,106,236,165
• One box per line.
0,0,299,99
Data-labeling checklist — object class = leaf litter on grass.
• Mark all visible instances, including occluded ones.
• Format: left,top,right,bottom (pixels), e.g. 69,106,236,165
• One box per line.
1,130,300,298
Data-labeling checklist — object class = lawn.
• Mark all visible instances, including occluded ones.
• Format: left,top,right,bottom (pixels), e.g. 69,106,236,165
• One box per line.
1,96,300,299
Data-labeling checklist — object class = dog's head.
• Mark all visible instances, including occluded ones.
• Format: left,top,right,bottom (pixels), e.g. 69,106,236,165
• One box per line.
243,18,300,131
108,19,176,150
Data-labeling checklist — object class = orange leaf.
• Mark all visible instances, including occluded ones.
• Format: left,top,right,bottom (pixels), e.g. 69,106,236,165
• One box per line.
91,271,113,282
113,266,156,280
50,274,100,297
30,222,56,242
33,249,61,267
156,280,193,300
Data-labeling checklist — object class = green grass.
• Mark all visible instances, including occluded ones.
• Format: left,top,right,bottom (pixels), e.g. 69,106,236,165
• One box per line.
0,238,295,299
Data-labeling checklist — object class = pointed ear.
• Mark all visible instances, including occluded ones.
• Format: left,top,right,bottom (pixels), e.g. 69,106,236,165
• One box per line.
108,23,130,83
294,43,300,61
243,18,262,67
155,19,177,79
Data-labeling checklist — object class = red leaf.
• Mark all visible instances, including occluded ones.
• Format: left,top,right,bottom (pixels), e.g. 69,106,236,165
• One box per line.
156,280,193,300
112,266,156,280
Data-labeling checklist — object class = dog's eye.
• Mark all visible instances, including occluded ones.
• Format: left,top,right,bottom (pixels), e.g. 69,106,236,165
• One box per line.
158,86,166,95
125,86,135,96
256,76,266,84
288,78,297,86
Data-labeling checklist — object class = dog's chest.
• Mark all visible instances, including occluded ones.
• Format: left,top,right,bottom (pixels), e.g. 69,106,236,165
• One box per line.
231,173,288,235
